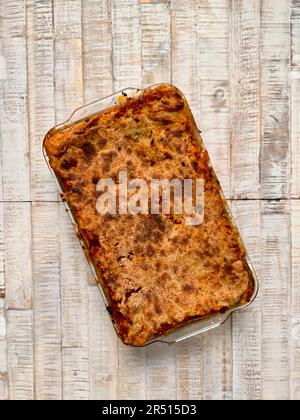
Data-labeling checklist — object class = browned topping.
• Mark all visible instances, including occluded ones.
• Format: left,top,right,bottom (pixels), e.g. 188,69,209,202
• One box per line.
81,142,96,157
61,158,77,170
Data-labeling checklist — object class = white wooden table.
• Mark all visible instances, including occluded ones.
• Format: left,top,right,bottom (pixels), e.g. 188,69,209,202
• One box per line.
0,0,299,400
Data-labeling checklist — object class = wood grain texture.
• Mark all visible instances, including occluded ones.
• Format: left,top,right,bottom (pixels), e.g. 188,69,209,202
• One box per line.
0,38,30,201
112,0,142,91
260,0,290,199
88,286,118,400
291,200,300,400
62,347,89,400
6,310,34,400
0,202,4,306
0,339,8,400
291,0,300,199
290,4,300,386
53,0,88,400
261,200,290,400
291,0,300,70
59,206,89,348
27,0,57,201
197,0,231,199
4,203,32,309
53,0,83,123
32,202,62,400
0,1,29,201
0,204,6,399
175,337,203,399
82,0,113,103
230,0,261,199
141,1,171,86
146,343,176,400
231,200,262,400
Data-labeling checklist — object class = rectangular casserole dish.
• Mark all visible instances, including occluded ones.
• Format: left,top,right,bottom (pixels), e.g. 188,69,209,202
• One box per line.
43,84,259,346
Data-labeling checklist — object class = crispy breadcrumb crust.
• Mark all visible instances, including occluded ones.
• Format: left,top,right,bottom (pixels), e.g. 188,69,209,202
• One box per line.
44,84,254,346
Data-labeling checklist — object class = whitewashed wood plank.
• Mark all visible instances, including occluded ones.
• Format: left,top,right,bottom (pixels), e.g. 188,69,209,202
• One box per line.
0,202,4,304
54,37,83,123
178,330,221,401
53,2,83,123
53,2,88,401
0,38,30,201
82,0,113,103
111,0,146,400
112,0,142,91
230,200,261,282
291,75,300,199
4,203,32,309
0,308,5,340
260,0,290,199
117,346,146,400
59,205,89,349
291,1,300,199
145,343,176,400
0,1,29,203
0,202,5,399
232,307,262,400
0,0,26,38
0,39,4,203
231,200,262,400
291,6,300,399
261,200,290,400
62,347,89,400
176,337,203,399
171,0,200,122
26,0,57,201
201,323,232,400
6,310,34,400
291,200,300,400
291,0,300,70
53,0,82,39
88,286,117,400
229,0,260,199
0,339,8,400
141,1,171,86
197,3,231,199
53,0,82,119
32,202,62,400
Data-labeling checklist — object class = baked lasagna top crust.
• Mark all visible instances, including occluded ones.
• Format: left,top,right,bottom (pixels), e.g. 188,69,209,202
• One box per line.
44,84,253,346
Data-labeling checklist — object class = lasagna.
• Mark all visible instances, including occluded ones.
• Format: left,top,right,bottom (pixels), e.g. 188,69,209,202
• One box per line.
44,84,254,346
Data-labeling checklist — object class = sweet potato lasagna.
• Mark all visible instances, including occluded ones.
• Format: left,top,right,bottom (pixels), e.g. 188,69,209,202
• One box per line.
44,84,254,346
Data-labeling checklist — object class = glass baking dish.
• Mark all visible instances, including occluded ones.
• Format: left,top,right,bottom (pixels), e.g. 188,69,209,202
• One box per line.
43,85,259,346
